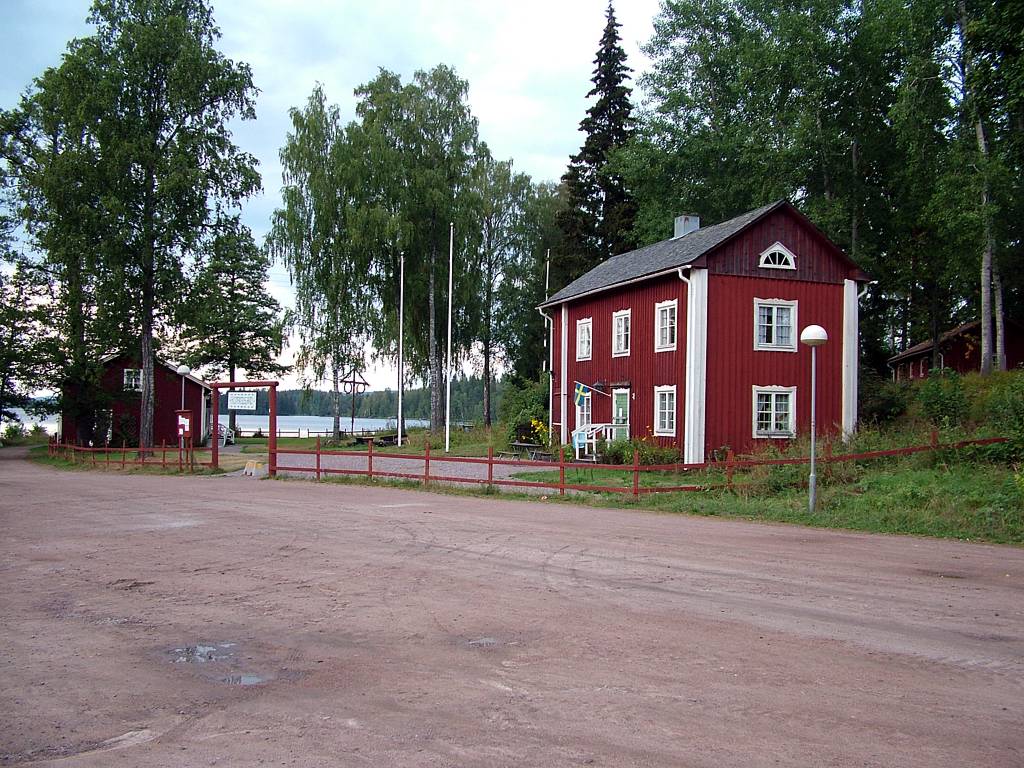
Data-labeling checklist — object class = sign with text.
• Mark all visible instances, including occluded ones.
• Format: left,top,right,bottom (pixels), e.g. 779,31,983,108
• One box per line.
227,391,258,411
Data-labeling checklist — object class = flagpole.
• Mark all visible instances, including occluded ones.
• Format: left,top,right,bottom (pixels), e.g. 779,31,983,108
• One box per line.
397,251,404,447
445,222,454,453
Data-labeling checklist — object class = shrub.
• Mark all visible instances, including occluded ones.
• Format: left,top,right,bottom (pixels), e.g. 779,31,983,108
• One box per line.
984,373,1024,461
3,422,25,444
859,367,911,424
918,369,967,428
500,377,548,446
597,437,679,466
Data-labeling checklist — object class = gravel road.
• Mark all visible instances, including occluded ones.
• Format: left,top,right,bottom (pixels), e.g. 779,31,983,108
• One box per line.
1,448,1021,767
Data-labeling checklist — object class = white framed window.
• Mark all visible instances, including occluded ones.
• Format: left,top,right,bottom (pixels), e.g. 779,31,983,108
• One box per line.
576,392,592,428
576,318,592,361
123,368,142,392
758,241,796,270
754,299,797,351
752,386,796,438
655,299,677,352
654,385,676,436
612,309,631,357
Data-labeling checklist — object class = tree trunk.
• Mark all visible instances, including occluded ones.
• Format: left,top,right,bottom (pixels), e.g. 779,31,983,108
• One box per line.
977,117,994,376
331,362,340,441
850,138,859,260
139,166,156,452
428,243,443,432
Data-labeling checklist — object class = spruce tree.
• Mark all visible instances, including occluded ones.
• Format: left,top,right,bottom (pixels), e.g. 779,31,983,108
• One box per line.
553,0,636,290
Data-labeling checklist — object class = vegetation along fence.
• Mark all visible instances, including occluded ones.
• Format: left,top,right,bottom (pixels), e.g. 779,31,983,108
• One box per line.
50,432,1009,498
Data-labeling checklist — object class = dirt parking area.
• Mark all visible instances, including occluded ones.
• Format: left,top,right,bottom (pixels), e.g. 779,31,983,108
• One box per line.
1,449,1022,767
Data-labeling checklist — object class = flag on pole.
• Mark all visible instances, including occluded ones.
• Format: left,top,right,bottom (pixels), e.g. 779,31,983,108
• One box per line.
573,381,591,407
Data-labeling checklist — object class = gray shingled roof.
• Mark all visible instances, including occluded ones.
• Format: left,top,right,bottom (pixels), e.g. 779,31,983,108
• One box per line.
541,200,784,307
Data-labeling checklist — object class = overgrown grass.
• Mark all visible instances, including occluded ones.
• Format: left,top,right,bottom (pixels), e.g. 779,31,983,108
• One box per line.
30,444,246,474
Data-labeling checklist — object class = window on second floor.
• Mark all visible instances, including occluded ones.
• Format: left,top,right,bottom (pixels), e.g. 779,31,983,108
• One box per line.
655,300,677,352
576,318,592,361
758,242,796,270
754,299,797,351
612,309,630,357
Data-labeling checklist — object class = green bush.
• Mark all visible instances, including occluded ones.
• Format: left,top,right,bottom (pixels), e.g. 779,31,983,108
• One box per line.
3,422,26,444
918,369,967,428
596,437,679,466
984,373,1024,461
859,367,911,424
499,377,548,447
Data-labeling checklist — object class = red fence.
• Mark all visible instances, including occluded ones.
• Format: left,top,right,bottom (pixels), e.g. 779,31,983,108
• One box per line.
49,433,1008,498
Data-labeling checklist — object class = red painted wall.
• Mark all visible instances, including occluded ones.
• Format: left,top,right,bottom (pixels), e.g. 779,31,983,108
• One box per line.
553,273,689,449
703,275,844,456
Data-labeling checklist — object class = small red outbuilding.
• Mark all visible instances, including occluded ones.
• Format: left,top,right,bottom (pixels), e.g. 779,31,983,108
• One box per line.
60,353,212,446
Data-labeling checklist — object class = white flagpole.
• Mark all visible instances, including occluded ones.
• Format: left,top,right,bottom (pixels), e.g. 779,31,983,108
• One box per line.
397,251,404,447
445,222,454,453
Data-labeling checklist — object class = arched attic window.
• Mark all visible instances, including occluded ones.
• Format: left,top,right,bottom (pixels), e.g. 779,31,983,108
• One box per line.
758,242,796,270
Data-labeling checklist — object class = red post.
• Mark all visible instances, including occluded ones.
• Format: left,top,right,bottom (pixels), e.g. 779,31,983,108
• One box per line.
559,446,565,496
161,440,166,469
178,435,183,472
211,384,220,470
931,428,939,449
632,448,640,499
121,441,126,469
487,445,494,486
726,449,735,489
367,437,374,481
91,448,96,468
424,442,431,486
105,446,110,469
316,435,321,481
269,384,277,478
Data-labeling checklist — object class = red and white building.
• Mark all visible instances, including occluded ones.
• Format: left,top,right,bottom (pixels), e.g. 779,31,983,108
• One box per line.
539,201,869,462
888,319,1024,380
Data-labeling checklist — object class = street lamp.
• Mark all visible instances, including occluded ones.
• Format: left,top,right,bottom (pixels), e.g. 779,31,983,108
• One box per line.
176,364,191,409
800,325,828,513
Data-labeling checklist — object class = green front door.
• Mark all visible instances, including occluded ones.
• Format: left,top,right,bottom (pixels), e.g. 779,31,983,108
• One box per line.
612,388,629,441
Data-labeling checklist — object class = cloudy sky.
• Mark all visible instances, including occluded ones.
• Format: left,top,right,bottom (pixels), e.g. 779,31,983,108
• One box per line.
4,0,662,389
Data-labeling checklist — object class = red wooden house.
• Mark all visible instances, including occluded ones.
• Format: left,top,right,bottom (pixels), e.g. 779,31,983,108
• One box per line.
888,319,1024,380
60,353,213,446
539,201,869,463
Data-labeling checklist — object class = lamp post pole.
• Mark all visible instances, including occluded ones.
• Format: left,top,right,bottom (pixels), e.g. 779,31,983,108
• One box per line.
176,364,191,459
800,326,828,514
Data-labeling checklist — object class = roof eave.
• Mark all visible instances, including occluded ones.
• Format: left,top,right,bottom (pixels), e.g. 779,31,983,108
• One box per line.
538,264,696,309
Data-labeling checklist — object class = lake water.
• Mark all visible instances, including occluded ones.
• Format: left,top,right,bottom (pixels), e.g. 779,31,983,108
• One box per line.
220,414,430,436
1,410,429,438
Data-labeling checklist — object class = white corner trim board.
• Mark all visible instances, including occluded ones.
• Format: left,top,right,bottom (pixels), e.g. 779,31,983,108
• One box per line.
842,279,859,437
683,269,708,464
560,304,568,445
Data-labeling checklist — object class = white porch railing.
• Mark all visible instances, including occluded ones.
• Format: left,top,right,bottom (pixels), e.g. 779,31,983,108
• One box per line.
571,422,627,460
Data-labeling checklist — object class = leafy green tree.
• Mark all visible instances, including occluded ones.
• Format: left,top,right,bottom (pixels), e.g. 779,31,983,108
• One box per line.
4,0,260,448
268,85,370,440
554,1,636,290
0,262,53,423
179,216,288,432
349,65,484,432
473,151,530,426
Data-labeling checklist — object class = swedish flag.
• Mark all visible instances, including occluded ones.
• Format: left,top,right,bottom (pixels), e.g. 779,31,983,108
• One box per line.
573,381,591,407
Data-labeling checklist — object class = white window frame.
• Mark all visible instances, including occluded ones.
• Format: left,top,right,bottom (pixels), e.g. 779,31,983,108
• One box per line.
754,298,798,352
654,385,676,437
612,309,631,357
654,299,677,352
576,317,592,361
576,391,592,429
123,368,142,392
758,241,797,270
752,385,796,438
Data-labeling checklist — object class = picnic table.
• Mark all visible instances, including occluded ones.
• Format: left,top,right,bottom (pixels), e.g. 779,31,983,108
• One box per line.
353,432,398,447
501,441,553,462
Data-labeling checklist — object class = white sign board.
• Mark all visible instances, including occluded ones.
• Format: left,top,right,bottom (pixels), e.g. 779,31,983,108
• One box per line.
227,391,258,411
177,416,190,435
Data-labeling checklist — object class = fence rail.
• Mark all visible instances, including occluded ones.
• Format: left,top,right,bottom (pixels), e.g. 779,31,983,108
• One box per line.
48,432,1008,498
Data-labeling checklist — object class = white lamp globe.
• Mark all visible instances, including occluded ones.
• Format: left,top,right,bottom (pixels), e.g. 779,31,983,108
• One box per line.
176,364,191,376
800,325,828,347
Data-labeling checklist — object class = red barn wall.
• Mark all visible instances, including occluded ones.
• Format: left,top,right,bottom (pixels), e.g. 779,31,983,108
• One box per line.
703,275,845,456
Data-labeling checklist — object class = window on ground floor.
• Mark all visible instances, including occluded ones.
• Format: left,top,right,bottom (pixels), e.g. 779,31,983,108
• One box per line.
753,386,796,438
654,385,676,436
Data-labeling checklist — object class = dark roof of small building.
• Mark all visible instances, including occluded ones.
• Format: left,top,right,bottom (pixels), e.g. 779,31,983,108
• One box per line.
887,319,1022,364
541,200,790,307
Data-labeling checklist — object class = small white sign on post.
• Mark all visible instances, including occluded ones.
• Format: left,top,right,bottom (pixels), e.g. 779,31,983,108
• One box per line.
227,391,258,411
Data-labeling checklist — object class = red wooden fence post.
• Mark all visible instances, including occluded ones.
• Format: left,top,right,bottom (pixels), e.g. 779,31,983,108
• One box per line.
632,449,640,499
726,449,735,490
368,437,374,482
931,428,939,449
559,446,565,496
424,442,431,486
121,441,126,470
487,445,494,487
105,445,110,469
161,440,166,469
316,435,321,481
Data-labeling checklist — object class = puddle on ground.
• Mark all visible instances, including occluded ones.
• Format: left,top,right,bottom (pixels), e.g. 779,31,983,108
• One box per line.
170,642,235,664
221,674,265,686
